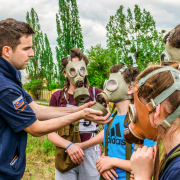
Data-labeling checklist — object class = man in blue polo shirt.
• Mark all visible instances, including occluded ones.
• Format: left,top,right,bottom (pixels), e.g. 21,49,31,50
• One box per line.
0,18,111,180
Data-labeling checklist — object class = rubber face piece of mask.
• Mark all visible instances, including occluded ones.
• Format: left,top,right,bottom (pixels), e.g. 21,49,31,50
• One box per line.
123,91,158,144
65,60,87,86
66,60,90,103
102,72,132,104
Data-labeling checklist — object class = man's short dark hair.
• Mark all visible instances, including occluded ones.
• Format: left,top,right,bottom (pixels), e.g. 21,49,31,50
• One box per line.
0,18,35,56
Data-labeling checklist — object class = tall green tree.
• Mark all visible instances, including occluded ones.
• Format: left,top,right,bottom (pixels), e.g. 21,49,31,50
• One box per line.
26,8,44,79
106,4,165,71
56,0,84,86
87,44,112,89
26,8,57,90
43,34,57,90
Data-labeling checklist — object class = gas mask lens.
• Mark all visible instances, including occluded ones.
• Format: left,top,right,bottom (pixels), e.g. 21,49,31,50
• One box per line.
128,104,137,123
107,79,118,91
80,67,86,76
70,68,76,77
160,52,171,62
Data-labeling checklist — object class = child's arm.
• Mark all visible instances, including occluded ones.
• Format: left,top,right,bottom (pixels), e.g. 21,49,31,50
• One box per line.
101,169,118,180
96,156,131,173
76,129,104,149
48,132,84,164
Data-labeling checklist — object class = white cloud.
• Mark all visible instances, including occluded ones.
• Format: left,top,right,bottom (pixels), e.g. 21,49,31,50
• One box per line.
1,0,180,58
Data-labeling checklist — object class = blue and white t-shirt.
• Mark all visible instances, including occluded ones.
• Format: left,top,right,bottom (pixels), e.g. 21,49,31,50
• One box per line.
103,114,156,180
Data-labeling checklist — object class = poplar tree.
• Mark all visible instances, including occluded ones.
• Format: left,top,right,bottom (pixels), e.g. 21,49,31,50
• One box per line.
43,34,57,90
26,8,57,90
26,8,44,79
106,4,165,70
56,0,84,86
87,44,112,89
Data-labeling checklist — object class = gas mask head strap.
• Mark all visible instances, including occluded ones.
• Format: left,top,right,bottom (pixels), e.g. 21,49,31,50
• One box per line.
67,55,71,62
119,66,128,74
119,66,134,100
67,55,84,62
138,66,180,129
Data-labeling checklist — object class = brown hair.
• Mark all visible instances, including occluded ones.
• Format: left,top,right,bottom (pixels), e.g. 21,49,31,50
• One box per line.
61,48,89,68
0,18,35,56
163,25,180,48
136,64,180,176
110,64,139,84
61,48,89,90
135,65,180,119
161,60,180,69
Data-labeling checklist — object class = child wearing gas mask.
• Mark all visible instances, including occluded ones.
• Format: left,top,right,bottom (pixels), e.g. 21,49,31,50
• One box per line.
76,64,156,180
160,24,180,62
128,63,180,180
48,48,107,180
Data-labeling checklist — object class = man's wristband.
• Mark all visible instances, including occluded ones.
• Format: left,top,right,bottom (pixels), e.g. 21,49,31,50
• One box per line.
66,142,73,150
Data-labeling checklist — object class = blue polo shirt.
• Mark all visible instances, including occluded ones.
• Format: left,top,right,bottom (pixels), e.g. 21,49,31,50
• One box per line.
160,144,180,180
0,56,37,179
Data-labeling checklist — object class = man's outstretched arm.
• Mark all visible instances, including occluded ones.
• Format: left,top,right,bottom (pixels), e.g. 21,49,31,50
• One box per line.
29,101,96,120
24,107,112,137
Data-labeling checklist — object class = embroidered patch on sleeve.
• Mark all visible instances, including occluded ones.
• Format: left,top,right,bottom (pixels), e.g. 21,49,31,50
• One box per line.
12,96,24,110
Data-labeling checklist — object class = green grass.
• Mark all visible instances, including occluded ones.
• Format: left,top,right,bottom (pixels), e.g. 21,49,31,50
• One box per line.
39,99,50,103
22,134,55,180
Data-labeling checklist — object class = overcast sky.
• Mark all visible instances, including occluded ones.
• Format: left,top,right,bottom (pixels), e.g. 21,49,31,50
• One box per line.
1,0,180,61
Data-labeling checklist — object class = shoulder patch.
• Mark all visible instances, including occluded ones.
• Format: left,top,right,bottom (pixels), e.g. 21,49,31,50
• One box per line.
13,96,24,110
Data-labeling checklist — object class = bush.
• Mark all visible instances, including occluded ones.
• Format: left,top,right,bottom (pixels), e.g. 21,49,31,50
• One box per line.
49,80,59,91
24,79,43,100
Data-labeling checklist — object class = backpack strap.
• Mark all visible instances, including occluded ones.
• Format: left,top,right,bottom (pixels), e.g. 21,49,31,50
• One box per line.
59,88,79,135
159,145,180,179
93,87,96,101
123,112,130,128
123,110,133,179
104,111,117,156
126,142,132,180
100,112,117,180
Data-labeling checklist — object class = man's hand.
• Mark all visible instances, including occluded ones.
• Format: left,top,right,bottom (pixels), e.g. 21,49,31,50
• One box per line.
80,108,112,125
65,143,85,164
77,101,96,111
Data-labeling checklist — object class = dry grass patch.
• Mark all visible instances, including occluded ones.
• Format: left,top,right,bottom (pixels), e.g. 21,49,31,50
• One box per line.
22,134,55,180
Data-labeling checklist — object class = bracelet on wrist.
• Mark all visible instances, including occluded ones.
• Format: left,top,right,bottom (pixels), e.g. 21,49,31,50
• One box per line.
66,142,73,150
